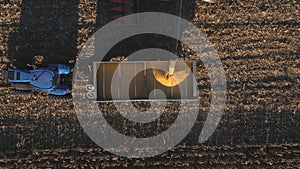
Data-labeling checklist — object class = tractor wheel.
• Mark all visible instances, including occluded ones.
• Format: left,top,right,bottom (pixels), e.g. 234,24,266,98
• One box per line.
11,82,31,90
10,89,32,96
31,88,40,93
48,94,72,102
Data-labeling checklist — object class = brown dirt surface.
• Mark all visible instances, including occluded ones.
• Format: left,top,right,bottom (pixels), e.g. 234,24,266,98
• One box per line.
0,0,299,168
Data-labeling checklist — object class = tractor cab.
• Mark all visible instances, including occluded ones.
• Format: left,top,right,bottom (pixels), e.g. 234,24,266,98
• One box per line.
29,64,71,95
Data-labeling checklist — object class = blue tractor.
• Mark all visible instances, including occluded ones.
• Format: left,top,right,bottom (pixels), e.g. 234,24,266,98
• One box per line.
1,63,72,102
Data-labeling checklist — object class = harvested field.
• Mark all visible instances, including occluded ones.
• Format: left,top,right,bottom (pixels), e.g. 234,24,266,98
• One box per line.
0,0,299,168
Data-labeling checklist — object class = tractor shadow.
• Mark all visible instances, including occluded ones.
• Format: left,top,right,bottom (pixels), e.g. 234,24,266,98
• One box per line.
7,0,79,69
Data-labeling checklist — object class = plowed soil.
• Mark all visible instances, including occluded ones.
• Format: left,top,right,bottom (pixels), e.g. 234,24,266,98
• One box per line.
0,0,299,168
